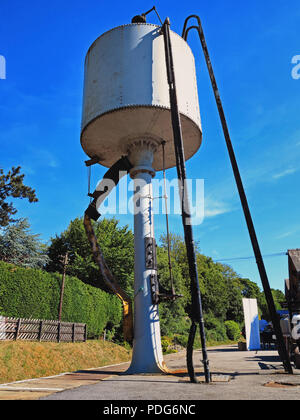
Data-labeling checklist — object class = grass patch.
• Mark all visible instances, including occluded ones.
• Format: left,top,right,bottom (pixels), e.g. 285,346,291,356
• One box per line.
0,340,131,384
0,338,237,384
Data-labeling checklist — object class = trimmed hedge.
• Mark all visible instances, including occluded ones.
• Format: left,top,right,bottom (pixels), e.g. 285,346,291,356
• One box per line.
0,261,122,338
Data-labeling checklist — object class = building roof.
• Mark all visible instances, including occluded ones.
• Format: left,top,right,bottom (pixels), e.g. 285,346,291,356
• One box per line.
288,249,300,273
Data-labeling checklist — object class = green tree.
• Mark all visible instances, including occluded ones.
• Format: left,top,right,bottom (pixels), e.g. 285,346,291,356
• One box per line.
159,234,243,330
0,166,38,227
272,289,286,307
156,246,189,336
158,233,268,334
220,268,261,324
197,255,229,321
159,233,204,315
257,289,285,321
239,277,261,299
0,218,48,268
224,320,241,341
46,217,134,297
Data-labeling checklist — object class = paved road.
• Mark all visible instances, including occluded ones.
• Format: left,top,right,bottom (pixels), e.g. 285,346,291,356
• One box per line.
1,345,300,401
38,345,300,401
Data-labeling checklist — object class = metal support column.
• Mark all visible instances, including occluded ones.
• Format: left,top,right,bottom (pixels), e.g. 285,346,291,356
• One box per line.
162,18,211,384
182,14,293,374
126,140,165,374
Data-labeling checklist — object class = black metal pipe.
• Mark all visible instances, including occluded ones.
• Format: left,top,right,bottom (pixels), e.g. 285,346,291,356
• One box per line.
85,156,132,221
162,18,211,384
186,321,198,383
162,141,175,298
182,15,293,374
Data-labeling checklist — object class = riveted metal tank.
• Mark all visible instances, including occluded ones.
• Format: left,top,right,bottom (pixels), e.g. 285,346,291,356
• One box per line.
81,23,202,171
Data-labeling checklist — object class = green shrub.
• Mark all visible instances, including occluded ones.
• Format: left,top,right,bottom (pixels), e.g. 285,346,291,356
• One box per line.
204,314,227,342
0,261,122,338
224,320,241,341
174,334,188,348
161,336,173,353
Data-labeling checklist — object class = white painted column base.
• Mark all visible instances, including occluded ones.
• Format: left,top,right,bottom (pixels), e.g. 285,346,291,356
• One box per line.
125,140,165,374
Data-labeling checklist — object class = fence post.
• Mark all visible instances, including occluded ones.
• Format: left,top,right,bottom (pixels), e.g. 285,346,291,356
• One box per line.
84,324,87,342
15,319,22,341
72,323,75,343
39,321,44,342
57,321,61,343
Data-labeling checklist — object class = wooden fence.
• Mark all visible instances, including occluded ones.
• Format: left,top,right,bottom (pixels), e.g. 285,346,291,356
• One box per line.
0,316,87,343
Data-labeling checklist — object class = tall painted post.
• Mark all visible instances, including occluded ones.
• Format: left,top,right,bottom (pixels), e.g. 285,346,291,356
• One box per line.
126,140,165,374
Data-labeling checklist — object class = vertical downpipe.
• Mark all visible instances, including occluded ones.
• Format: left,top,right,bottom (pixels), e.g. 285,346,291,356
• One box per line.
162,18,211,383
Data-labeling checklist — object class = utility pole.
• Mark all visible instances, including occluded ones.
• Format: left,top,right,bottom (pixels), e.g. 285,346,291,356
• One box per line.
58,252,69,321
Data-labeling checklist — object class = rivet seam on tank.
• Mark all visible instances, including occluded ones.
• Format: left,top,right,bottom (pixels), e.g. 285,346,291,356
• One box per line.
85,24,194,59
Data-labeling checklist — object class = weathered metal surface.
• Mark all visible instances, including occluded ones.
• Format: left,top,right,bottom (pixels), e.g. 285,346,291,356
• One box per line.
150,273,160,305
81,23,202,171
145,237,157,270
286,249,300,311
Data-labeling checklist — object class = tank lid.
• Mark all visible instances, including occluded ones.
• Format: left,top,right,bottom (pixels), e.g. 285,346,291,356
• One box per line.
131,15,147,24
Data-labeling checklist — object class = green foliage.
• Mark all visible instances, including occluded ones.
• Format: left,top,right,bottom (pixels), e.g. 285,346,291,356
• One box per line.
0,166,38,227
156,246,189,336
198,256,229,321
204,314,227,342
257,289,285,321
46,217,134,297
271,289,286,308
224,320,241,341
0,218,49,268
0,260,122,338
173,334,188,348
158,233,270,341
0,211,286,346
161,336,173,353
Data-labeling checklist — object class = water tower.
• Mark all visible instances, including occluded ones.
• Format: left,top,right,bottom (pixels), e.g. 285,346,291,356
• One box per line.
80,17,202,374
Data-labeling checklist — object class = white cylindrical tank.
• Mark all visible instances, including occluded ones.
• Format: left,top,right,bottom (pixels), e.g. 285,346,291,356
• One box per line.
81,23,202,171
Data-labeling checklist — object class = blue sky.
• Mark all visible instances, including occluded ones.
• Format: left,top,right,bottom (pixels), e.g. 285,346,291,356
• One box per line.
1,0,300,292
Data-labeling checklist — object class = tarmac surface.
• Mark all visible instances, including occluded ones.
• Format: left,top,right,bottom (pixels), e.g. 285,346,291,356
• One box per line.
1,344,300,400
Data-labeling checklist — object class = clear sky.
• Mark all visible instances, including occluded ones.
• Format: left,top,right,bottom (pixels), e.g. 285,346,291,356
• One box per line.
1,0,299,292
